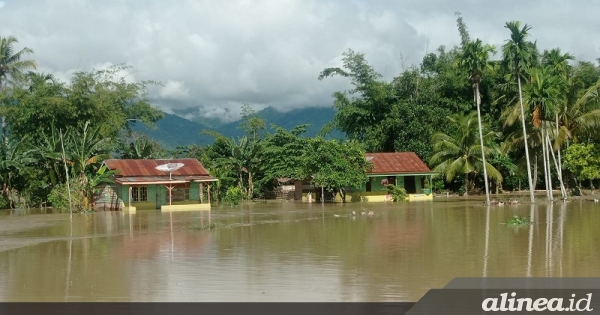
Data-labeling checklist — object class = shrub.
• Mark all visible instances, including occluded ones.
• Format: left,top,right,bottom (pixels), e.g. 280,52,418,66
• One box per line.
0,195,7,210
48,180,85,212
507,215,530,226
386,184,408,202
223,186,243,205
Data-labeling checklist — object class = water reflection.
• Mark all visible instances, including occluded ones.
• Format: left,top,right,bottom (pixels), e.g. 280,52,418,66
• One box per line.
0,199,600,302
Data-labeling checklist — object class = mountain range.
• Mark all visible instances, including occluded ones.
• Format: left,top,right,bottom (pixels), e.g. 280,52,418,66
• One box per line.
131,106,343,148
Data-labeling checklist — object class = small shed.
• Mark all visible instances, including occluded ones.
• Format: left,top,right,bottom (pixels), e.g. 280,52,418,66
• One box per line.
101,158,218,211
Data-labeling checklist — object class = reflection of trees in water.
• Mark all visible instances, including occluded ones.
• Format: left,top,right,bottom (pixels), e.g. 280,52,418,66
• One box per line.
2,200,600,301
0,237,133,301
0,211,212,301
212,201,600,301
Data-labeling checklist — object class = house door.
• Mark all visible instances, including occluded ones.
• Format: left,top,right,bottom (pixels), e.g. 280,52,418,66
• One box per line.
404,176,416,194
155,191,163,209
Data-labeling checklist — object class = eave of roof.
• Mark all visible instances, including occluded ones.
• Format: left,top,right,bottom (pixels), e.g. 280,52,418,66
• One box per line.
115,175,218,185
367,171,439,176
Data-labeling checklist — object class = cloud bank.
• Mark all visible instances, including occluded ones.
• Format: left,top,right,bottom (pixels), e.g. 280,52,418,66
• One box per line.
1,0,598,122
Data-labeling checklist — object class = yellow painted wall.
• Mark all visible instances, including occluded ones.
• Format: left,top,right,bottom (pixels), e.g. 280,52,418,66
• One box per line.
130,202,156,210
161,204,211,211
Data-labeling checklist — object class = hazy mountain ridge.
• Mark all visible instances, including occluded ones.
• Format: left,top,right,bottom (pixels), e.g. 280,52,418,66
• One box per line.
132,106,343,148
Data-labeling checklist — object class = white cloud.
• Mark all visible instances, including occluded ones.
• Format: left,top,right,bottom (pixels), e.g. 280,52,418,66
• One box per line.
0,0,599,122
159,80,190,101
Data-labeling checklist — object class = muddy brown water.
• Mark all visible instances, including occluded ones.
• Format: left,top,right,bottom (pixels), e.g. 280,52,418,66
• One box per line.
0,197,599,302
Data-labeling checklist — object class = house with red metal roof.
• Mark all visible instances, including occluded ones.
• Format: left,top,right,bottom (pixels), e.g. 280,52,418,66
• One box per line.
297,152,437,202
358,152,438,201
97,158,217,211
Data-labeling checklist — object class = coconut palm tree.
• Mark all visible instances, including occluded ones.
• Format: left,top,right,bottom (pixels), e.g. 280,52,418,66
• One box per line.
502,21,537,203
0,36,37,139
430,112,502,194
542,48,573,199
457,38,496,205
524,66,563,199
555,81,600,146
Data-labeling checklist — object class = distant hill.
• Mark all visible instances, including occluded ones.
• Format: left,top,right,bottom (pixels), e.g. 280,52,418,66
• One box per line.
132,106,344,148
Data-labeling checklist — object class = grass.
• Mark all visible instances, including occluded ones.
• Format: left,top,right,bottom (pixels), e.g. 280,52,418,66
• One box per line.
188,223,217,231
506,215,531,226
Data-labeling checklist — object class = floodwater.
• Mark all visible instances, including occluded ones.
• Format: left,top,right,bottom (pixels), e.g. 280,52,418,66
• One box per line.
0,197,599,302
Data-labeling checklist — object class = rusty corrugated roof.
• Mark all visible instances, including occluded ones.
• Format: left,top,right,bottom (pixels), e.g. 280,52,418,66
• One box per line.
104,159,210,177
115,175,217,184
365,152,435,174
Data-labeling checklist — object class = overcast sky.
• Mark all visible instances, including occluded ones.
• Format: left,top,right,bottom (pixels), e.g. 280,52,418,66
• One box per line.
1,0,599,122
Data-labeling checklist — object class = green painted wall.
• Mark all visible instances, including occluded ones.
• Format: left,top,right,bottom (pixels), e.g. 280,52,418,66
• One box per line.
147,185,157,203
360,175,430,193
190,183,200,201
370,176,388,192
415,176,422,192
115,183,203,209
119,185,128,203
156,185,167,207
397,176,405,189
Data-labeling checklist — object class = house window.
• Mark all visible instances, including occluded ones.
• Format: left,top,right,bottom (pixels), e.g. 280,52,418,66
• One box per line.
366,180,372,192
131,186,148,202
169,188,190,202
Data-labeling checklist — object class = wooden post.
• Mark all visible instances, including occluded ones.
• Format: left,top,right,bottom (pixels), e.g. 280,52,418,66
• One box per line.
321,186,324,203
165,184,174,206
207,183,211,204
128,186,132,209
200,183,204,203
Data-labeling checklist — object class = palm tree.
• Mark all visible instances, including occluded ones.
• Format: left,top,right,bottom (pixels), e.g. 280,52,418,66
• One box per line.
502,21,537,203
430,112,502,194
457,38,496,205
524,66,563,199
555,81,600,146
0,36,37,138
542,48,573,199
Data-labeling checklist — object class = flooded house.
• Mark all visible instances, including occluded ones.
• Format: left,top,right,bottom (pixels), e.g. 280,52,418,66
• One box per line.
296,152,437,202
95,158,218,211
355,152,437,202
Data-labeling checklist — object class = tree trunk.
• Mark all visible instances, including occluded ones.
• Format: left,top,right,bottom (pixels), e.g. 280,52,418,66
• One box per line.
544,127,554,201
475,84,491,205
533,154,538,191
555,114,567,199
238,171,243,198
248,171,253,200
340,188,346,203
464,173,468,195
541,128,551,200
518,76,535,203
546,133,567,199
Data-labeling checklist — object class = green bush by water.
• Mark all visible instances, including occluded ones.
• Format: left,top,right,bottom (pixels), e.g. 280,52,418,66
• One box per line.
507,215,530,226
386,184,408,202
223,186,243,205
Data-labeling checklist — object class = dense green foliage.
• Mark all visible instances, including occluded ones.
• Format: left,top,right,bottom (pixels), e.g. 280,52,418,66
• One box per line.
563,143,600,188
1,13,600,209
